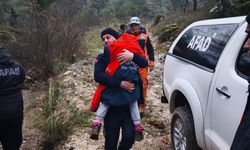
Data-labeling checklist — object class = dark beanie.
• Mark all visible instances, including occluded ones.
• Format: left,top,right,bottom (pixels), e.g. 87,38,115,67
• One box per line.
246,14,250,24
101,28,119,39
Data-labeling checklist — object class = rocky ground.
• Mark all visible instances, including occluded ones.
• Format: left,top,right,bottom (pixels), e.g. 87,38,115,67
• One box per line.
60,52,172,150
20,33,173,150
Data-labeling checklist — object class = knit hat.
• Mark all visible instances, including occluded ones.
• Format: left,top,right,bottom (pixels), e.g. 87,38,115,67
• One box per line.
100,28,119,39
246,14,250,24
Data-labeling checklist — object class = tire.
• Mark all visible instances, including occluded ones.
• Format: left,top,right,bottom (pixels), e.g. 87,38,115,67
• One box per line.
171,106,199,150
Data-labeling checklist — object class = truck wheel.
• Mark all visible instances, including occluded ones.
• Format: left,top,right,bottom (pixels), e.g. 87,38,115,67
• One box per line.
171,106,199,150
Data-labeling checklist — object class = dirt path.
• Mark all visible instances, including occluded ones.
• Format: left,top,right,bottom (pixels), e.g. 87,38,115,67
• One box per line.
132,52,172,150
60,33,173,150
20,33,173,150
21,89,44,150
58,54,172,150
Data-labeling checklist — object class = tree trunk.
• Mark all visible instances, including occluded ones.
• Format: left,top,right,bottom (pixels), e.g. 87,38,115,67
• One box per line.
183,0,188,13
193,0,197,11
221,0,233,16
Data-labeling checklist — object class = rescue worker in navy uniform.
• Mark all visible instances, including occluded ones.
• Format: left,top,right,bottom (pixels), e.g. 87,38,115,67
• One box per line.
93,28,148,149
127,16,155,113
0,34,25,150
231,14,250,150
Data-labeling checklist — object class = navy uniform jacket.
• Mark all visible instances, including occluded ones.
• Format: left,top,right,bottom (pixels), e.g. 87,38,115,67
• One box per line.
0,48,25,119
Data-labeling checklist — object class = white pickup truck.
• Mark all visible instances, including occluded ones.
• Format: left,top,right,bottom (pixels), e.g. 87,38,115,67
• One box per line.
162,16,250,150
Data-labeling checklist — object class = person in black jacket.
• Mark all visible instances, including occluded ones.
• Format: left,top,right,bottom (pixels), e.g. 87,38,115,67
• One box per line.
246,15,250,33
0,40,25,150
231,14,250,150
91,28,148,149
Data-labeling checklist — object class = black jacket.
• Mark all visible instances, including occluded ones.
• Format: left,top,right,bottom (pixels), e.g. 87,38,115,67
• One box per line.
0,48,25,118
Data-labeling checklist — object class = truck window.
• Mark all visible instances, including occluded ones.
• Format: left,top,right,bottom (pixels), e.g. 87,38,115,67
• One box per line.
173,24,238,70
237,35,250,78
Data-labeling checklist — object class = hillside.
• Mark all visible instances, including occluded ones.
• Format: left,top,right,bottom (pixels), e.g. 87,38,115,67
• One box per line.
20,30,173,150
1,0,249,149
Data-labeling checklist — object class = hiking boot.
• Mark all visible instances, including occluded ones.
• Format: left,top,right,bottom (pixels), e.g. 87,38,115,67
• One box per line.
135,130,144,141
140,111,145,118
90,123,101,140
134,124,144,141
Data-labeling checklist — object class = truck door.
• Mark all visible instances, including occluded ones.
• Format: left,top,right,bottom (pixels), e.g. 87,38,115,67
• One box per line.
207,24,249,150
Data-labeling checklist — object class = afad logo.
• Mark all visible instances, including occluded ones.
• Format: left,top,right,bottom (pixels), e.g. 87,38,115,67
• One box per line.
187,34,215,52
140,36,145,40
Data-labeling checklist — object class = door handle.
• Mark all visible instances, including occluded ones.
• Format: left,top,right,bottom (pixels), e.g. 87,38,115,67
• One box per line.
216,87,231,98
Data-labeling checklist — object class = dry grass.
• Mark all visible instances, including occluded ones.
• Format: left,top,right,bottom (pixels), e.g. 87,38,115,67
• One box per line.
34,79,91,150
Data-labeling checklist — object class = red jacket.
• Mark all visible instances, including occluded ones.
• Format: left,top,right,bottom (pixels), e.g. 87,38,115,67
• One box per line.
90,33,145,112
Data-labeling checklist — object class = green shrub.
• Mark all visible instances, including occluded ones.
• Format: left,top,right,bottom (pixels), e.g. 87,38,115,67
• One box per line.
154,11,212,43
232,0,250,15
84,28,103,57
53,60,70,74
153,15,164,26
8,0,87,80
157,23,178,43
